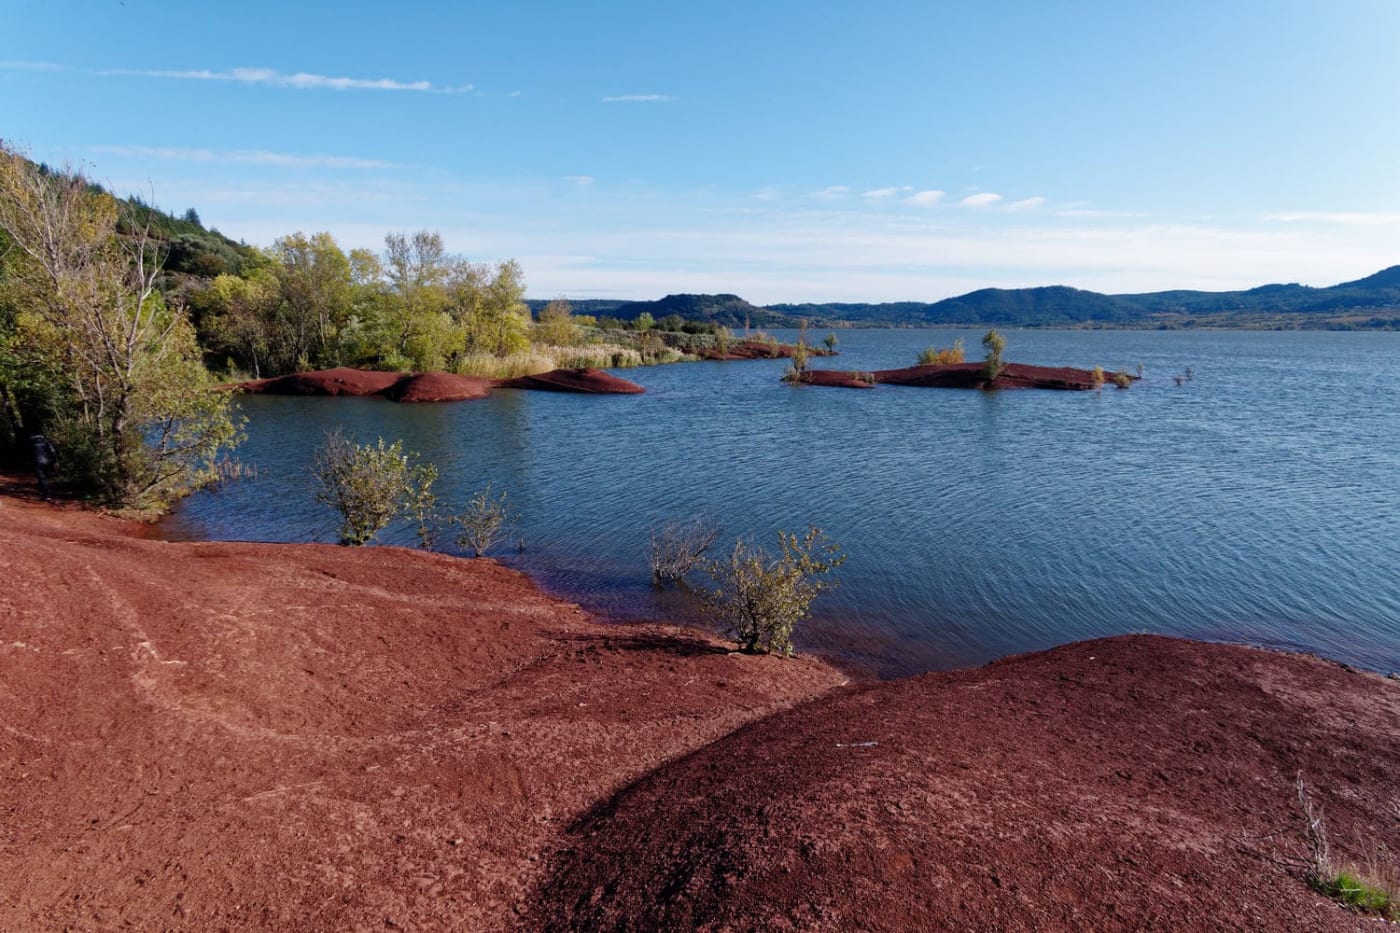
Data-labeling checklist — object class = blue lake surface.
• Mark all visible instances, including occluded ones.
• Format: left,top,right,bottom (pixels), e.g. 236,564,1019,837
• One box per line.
160,329,1400,679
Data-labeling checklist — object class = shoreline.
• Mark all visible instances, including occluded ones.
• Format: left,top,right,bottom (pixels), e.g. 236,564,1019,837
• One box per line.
3,488,1397,929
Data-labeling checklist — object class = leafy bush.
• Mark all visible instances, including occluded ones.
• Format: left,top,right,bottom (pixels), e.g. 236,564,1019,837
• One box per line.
703,527,844,656
650,517,719,585
313,432,437,546
982,329,1006,382
1091,365,1106,388
1112,371,1133,389
918,338,965,366
451,483,515,557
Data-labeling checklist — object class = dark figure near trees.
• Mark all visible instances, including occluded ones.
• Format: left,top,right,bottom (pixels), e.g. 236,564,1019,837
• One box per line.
30,433,58,501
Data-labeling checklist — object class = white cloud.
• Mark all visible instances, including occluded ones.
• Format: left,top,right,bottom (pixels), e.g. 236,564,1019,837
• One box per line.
1056,208,1148,218
810,185,851,200
89,145,400,170
102,66,471,93
507,90,522,97
959,192,1002,208
1265,211,1400,226
752,186,782,201
906,189,945,206
1007,196,1047,211
601,94,678,103
862,186,911,200
0,60,69,72
564,175,595,186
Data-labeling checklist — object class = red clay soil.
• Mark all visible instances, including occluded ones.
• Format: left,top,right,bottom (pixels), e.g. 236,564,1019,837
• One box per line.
804,361,1135,391
0,492,840,931
531,637,1400,931
381,371,497,403
503,368,646,394
238,366,403,397
238,366,644,402
4,488,1397,931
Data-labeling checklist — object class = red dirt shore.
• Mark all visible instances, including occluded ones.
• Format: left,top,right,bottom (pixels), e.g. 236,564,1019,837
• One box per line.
3,486,1397,930
237,366,643,402
803,361,1135,390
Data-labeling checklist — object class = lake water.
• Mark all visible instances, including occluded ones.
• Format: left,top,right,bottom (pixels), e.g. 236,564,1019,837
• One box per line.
161,329,1400,679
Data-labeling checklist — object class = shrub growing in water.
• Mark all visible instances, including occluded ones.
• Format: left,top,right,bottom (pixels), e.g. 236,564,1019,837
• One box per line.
650,517,719,585
451,483,515,557
918,338,965,366
313,431,437,546
982,329,1006,383
703,527,844,656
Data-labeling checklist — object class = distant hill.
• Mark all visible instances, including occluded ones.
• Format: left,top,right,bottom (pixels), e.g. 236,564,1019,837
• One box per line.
608,293,796,328
768,265,1400,329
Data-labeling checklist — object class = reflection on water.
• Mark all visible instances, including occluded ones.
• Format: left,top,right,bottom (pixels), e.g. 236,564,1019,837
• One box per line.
162,329,1400,678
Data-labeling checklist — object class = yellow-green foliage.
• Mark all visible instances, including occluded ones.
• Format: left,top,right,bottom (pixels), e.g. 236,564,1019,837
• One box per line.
703,527,845,657
1091,365,1106,387
918,338,965,366
1112,371,1133,389
313,432,437,547
533,298,583,346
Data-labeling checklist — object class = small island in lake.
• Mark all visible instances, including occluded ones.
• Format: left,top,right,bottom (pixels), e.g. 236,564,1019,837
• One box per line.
800,360,1137,390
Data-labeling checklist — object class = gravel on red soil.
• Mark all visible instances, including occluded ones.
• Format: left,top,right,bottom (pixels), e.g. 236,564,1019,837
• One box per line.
530,636,1399,931
4,485,1395,931
0,492,838,931
502,368,646,394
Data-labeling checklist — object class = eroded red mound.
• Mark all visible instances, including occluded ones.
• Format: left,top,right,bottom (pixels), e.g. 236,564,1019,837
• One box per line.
381,371,497,403
237,367,643,402
504,367,645,394
238,366,402,396
531,636,1400,931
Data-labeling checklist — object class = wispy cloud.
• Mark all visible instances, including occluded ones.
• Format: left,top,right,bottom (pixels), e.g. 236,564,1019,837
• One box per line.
601,94,678,103
1265,211,1400,226
906,189,945,206
1056,208,1148,218
863,186,912,200
959,192,1002,208
564,175,596,186
0,60,69,72
752,186,782,202
102,66,471,93
809,185,851,200
1007,196,1047,211
89,145,400,169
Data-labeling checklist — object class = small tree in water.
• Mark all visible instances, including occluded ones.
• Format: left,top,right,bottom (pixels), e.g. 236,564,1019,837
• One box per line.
703,527,844,656
982,329,1006,384
451,483,515,557
313,431,437,546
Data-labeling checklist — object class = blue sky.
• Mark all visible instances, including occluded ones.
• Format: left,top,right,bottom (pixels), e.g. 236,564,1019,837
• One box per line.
4,0,1400,302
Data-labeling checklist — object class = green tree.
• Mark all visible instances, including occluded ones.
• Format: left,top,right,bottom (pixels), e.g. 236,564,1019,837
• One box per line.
533,297,581,346
267,231,352,369
0,144,242,506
